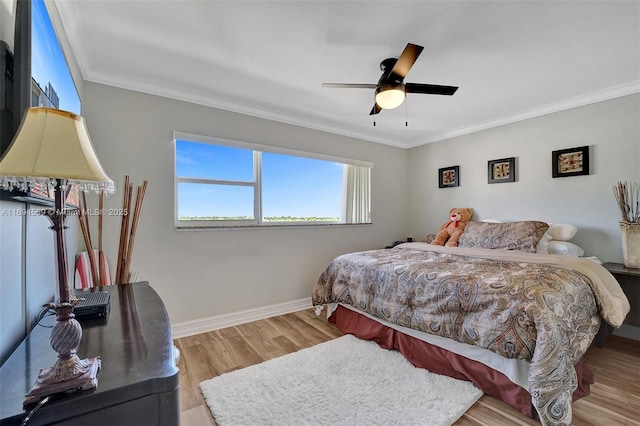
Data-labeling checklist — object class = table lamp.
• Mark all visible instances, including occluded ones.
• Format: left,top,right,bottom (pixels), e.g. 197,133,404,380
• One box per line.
0,107,114,404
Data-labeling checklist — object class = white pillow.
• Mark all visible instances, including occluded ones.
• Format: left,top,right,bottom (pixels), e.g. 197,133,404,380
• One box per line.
546,224,578,241
547,240,584,257
536,232,553,254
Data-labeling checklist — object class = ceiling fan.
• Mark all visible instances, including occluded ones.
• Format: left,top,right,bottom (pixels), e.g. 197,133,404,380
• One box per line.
323,43,459,115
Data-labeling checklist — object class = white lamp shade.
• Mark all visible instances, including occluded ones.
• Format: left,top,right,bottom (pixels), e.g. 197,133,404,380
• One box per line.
375,84,405,110
0,108,114,194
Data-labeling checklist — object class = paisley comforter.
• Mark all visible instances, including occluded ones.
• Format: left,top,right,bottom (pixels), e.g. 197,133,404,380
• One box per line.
312,243,629,426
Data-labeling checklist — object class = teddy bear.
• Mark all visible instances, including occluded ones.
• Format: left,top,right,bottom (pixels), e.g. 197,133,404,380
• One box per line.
430,207,473,247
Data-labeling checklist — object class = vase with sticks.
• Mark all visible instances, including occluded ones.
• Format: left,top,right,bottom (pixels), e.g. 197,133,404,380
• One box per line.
613,181,640,268
77,175,148,287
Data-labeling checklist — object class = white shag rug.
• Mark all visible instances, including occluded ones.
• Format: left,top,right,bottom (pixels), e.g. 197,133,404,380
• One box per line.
200,334,483,426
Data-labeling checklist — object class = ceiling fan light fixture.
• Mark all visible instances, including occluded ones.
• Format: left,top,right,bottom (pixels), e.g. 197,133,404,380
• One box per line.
375,83,405,110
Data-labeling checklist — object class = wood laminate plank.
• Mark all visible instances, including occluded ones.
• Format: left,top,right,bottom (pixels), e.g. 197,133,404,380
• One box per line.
176,309,640,426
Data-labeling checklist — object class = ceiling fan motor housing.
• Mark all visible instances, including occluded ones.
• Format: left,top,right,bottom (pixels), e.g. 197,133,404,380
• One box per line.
379,58,402,85
380,57,398,72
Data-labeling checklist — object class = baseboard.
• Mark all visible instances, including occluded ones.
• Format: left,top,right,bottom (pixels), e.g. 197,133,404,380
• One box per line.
171,297,640,342
612,324,640,341
171,297,313,339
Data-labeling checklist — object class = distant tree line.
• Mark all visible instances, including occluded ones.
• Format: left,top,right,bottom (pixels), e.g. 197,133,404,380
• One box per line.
179,215,340,222
263,216,340,222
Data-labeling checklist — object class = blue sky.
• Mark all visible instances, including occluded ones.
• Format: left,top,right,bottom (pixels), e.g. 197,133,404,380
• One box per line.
176,141,343,218
32,0,81,114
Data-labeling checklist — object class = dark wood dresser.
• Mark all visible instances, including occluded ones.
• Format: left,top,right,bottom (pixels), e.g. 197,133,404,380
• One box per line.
603,262,640,327
0,282,179,425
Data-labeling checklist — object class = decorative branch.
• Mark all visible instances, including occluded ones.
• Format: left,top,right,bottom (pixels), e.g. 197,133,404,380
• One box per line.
78,193,99,286
98,190,104,286
613,181,640,223
115,176,131,284
115,176,148,284
122,180,148,283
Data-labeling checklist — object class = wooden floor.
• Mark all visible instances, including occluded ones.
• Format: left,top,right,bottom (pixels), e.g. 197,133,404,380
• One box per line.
175,309,640,426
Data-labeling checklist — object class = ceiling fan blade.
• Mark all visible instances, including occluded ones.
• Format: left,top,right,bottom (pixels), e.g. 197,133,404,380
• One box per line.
322,83,377,89
369,103,382,115
388,43,424,82
405,83,459,96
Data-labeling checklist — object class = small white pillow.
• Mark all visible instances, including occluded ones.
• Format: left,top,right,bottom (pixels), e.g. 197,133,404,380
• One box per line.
536,233,553,254
546,224,578,241
547,240,584,257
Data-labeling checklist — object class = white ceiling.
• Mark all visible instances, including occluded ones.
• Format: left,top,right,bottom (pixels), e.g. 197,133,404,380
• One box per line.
50,0,640,148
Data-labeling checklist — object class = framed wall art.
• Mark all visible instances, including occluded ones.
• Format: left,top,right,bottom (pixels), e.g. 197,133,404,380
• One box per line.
438,165,459,188
552,145,589,178
488,157,515,184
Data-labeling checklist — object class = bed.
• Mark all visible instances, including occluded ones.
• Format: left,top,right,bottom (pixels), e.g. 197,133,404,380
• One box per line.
312,220,630,426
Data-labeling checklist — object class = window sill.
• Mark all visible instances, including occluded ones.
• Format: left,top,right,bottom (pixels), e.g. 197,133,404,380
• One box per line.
174,222,372,231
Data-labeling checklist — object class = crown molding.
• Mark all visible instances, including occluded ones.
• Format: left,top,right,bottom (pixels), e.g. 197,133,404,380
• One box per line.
84,71,410,148
411,81,640,148
86,69,640,151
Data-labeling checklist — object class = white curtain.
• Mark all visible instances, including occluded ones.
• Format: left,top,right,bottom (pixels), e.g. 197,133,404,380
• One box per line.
343,164,371,223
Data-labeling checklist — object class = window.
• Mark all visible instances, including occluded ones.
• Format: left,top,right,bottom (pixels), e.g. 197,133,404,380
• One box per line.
174,133,372,227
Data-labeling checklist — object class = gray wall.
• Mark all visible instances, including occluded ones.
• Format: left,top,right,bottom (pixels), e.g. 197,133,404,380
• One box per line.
82,82,409,324
0,83,640,351
2,80,636,355
407,94,640,263
83,83,638,328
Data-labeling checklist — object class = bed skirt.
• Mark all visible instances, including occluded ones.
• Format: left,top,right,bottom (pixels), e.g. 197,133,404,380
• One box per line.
328,304,594,419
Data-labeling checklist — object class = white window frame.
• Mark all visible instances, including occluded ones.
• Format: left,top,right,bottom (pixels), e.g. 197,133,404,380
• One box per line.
174,131,373,228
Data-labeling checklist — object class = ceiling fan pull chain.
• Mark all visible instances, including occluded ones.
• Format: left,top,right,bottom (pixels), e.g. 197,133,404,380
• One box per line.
405,96,408,127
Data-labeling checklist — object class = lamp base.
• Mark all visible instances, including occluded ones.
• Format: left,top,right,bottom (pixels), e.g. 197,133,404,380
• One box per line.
23,356,101,407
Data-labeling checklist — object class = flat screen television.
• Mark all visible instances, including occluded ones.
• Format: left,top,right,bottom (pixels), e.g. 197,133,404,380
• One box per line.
0,0,29,158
